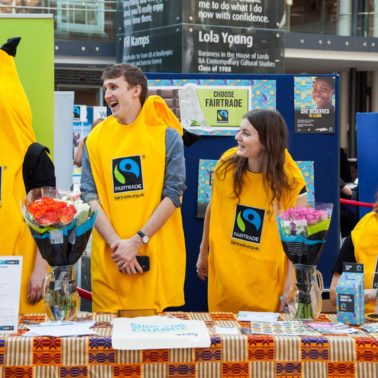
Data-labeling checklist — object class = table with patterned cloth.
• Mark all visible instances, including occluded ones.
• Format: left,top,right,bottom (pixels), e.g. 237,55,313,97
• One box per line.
1,312,378,377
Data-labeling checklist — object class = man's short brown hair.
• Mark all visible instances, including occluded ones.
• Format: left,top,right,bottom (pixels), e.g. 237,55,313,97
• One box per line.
101,64,148,105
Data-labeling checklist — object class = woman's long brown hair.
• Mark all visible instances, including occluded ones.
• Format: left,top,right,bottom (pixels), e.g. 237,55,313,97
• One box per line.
216,109,294,205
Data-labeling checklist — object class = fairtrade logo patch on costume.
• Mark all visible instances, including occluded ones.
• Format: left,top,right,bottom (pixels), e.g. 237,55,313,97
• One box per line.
112,156,143,193
232,204,265,244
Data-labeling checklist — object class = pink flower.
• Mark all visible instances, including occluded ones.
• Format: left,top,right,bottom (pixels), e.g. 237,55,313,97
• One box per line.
279,207,329,225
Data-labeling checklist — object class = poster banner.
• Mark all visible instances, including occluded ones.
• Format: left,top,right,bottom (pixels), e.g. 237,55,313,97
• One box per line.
122,0,285,33
179,86,250,131
294,76,336,134
182,0,285,29
123,0,182,33
148,79,276,136
197,159,315,218
123,25,181,72
197,159,217,218
72,106,107,189
123,24,284,73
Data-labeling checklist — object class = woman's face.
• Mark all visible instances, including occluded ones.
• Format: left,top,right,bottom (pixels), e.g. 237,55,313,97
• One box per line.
312,79,334,109
235,118,264,161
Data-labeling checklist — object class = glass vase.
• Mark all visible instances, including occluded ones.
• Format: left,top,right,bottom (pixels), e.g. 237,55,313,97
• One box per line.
42,265,79,321
287,264,323,320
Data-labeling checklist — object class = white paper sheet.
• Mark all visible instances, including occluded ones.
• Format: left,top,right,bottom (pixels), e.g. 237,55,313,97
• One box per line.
215,326,240,335
0,257,22,334
237,311,280,322
24,320,97,337
112,316,211,350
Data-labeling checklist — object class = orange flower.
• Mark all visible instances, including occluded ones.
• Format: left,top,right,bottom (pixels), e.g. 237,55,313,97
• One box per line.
28,197,76,226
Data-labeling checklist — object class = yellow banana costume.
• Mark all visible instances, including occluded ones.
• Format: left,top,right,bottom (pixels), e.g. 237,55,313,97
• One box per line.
86,96,186,312
0,38,45,313
353,211,378,314
208,148,306,313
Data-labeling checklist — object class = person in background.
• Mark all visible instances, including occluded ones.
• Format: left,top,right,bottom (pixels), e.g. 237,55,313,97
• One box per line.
330,194,378,314
0,37,55,313
339,147,359,238
312,76,335,110
196,109,307,313
73,118,104,167
80,63,186,312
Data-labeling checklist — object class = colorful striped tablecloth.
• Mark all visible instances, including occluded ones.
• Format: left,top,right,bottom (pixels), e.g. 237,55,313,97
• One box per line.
1,312,378,377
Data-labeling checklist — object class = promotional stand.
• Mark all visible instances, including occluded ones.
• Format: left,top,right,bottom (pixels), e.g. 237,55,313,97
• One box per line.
146,72,340,311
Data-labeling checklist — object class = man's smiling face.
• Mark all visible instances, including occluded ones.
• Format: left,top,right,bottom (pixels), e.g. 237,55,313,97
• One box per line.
103,76,140,123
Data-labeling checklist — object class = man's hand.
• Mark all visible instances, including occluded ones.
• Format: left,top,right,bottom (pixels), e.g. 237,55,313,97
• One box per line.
111,235,144,275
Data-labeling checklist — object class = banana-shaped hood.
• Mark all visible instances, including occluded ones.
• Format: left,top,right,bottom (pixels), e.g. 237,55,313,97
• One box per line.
0,37,35,163
138,95,184,136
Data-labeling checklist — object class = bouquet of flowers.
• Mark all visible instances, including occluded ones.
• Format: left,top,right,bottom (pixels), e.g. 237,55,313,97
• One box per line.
22,187,97,266
276,203,333,319
22,187,98,321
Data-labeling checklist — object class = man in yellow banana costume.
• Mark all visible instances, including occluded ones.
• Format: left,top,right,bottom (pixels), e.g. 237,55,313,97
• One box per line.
0,38,49,313
81,64,186,312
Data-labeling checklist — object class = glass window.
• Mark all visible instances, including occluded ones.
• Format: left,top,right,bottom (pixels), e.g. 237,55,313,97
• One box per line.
289,0,377,37
57,0,105,34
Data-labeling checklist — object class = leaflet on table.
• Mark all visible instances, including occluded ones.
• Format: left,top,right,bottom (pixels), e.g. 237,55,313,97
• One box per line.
0,257,22,334
306,321,358,334
237,311,280,322
112,316,211,350
240,321,321,336
215,325,240,335
361,323,378,333
24,320,97,337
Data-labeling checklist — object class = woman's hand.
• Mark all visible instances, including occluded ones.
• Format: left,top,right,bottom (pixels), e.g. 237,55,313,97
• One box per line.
28,258,48,304
196,245,208,281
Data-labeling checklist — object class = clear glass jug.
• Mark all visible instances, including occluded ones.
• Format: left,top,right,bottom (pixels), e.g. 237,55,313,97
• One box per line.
286,264,324,320
42,265,79,321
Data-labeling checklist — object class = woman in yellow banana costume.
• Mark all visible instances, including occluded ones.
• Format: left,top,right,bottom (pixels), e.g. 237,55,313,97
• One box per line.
0,38,47,313
196,109,307,313
330,195,378,313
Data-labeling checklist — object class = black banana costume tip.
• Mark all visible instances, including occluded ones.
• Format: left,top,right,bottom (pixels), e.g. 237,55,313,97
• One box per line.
1,37,21,57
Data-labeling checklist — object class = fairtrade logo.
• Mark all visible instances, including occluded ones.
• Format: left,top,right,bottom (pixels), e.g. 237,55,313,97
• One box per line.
112,156,143,193
236,208,262,232
114,158,140,184
232,204,265,244
217,109,229,123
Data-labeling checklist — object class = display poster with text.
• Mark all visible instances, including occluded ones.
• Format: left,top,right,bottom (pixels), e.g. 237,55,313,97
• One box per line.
179,86,250,131
123,0,285,32
148,79,277,136
0,257,22,334
294,76,336,134
123,24,284,73
183,0,285,29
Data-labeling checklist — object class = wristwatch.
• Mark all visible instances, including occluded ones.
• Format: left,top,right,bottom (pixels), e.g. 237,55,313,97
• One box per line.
137,230,149,244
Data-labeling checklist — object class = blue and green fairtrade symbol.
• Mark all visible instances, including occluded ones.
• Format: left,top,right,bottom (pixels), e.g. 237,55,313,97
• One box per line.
236,209,261,232
217,109,228,122
114,158,140,184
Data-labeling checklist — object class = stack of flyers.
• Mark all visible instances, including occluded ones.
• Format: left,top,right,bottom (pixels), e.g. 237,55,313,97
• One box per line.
240,321,320,336
306,321,358,334
360,323,378,334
